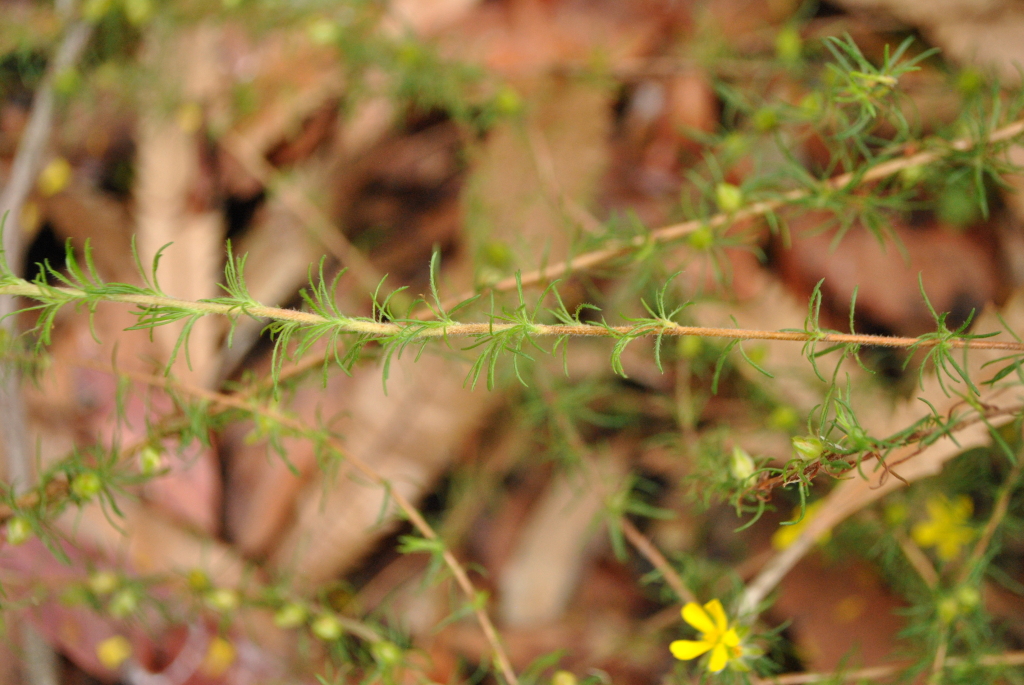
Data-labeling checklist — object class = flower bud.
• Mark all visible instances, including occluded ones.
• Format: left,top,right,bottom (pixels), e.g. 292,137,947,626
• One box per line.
205,588,240,613
139,447,163,475
273,602,308,629
792,436,823,461
687,225,714,250
730,446,756,482
88,571,120,596
72,472,103,501
108,588,139,618
552,671,578,685
5,516,32,545
311,613,343,641
371,640,403,666
715,182,743,213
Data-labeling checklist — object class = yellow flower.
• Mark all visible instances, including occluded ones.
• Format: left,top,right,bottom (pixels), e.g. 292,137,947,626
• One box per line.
96,635,132,670
771,500,831,550
911,494,975,561
670,599,744,673
200,636,236,677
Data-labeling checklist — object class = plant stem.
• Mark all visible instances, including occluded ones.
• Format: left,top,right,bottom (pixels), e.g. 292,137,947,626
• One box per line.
619,518,697,604
4,282,1024,351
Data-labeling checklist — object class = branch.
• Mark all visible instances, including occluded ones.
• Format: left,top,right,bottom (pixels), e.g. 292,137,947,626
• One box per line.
3,282,1023,352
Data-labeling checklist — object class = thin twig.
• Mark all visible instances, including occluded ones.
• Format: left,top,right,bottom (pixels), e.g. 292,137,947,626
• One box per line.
3,281,1024,352
958,454,1024,583
620,518,697,604
437,116,1024,311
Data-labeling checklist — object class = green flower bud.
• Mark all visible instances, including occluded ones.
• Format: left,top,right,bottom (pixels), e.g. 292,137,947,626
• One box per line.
938,596,959,624
187,569,210,592
371,640,403,665
715,182,743,213
205,588,240,613
123,0,154,26
677,335,702,359
687,225,714,250
273,602,308,629
730,446,756,482
768,406,799,431
775,26,802,64
5,516,32,546
955,585,980,610
792,436,823,460
72,472,103,501
752,107,778,132
108,588,139,618
139,447,163,475
311,613,343,641
88,571,120,596
899,164,925,189
493,85,522,115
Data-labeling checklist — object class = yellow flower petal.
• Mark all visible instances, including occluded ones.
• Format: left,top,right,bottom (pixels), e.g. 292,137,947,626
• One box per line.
721,627,741,647
670,639,713,661
200,636,236,677
682,602,716,634
96,635,131,670
704,599,728,633
708,643,729,673
37,157,72,197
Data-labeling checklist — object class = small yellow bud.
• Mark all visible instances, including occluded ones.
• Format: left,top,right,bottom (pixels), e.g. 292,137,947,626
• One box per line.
687,225,715,250
371,640,403,665
493,85,522,115
204,588,240,613
37,158,72,197
123,0,154,26
752,108,778,132
729,446,756,482
107,588,139,618
715,182,743,213
72,472,103,501
775,26,802,64
5,516,32,546
273,602,308,629
311,613,343,641
768,406,799,431
96,635,132,670
187,568,210,591
139,447,163,475
88,571,120,596
792,436,823,460
899,164,925,189
552,671,578,685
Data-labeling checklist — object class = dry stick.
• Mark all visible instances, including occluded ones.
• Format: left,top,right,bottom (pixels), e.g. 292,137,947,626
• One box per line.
754,650,1024,685
0,16,93,685
67,363,519,685
619,518,697,604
